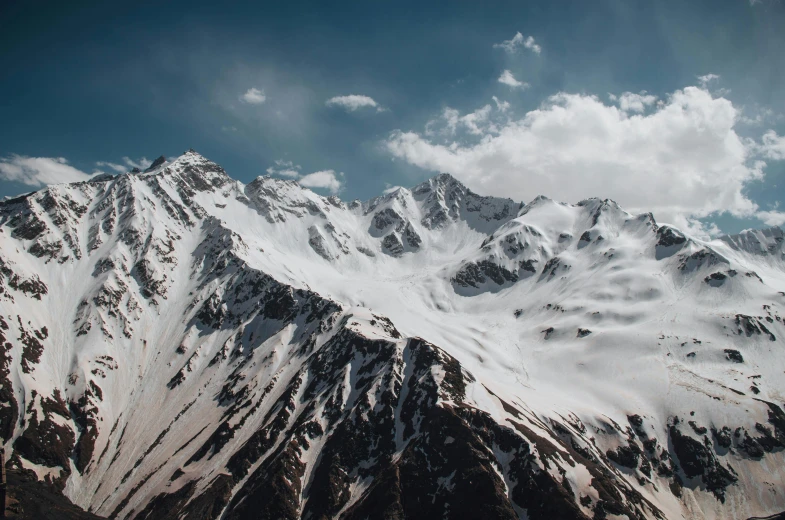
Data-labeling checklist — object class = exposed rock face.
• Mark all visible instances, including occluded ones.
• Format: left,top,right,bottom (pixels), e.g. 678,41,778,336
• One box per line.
0,151,784,519
452,259,518,290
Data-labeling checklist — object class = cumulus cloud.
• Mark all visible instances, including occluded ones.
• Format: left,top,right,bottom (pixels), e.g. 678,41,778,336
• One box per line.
298,170,343,194
498,70,529,90
0,155,98,187
384,85,785,236
240,87,267,104
326,94,383,112
493,32,542,54
617,92,658,113
266,159,301,178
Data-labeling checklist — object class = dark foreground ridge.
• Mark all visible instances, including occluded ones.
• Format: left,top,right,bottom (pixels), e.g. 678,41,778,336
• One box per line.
4,467,102,519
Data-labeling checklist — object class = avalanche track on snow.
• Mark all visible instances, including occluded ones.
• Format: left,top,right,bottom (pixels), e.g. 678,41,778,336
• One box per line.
1,150,784,519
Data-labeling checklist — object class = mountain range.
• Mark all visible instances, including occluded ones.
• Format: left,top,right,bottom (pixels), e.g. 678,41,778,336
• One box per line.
1,150,784,519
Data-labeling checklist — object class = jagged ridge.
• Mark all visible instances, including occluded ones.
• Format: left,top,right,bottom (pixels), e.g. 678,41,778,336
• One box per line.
0,151,784,519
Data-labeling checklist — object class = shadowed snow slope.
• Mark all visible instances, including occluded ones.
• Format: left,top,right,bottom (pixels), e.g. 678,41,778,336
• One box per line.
1,150,785,520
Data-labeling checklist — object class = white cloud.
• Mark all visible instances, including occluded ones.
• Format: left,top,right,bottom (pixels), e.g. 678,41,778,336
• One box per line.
760,130,785,160
266,160,344,194
326,94,383,112
96,161,126,173
758,209,785,226
459,105,493,135
498,70,529,90
95,156,151,173
266,159,302,178
0,155,98,187
123,156,152,170
738,106,777,126
425,101,510,138
696,74,732,97
493,32,542,54
385,85,783,236
440,108,460,134
617,91,657,113
383,183,403,195
298,170,343,194
240,87,267,104
492,96,510,112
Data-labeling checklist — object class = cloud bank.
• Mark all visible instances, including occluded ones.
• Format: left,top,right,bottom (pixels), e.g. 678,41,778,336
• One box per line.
385,85,783,236
0,154,156,188
0,155,98,187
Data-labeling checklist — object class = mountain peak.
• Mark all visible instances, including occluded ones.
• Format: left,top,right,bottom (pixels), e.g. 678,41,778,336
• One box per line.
721,225,785,256
433,172,459,183
144,155,167,172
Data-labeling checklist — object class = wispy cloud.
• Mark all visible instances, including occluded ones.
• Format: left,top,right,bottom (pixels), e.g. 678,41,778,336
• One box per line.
122,156,151,170
493,32,541,54
760,130,785,160
697,74,720,88
492,96,510,112
383,183,403,195
266,159,344,194
266,159,301,178
240,87,267,104
0,155,98,187
96,156,151,172
497,70,529,90
95,161,127,173
326,94,384,112
424,99,510,138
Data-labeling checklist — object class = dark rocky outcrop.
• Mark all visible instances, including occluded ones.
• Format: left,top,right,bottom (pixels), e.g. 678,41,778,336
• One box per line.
452,260,518,289
4,467,102,519
668,424,737,502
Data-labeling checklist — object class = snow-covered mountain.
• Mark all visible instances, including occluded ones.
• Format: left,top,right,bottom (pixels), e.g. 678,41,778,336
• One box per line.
1,150,784,520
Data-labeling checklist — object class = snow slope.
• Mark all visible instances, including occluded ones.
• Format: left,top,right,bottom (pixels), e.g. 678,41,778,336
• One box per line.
1,150,784,520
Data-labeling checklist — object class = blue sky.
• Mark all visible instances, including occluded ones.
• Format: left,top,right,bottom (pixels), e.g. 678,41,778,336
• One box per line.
1,0,784,235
